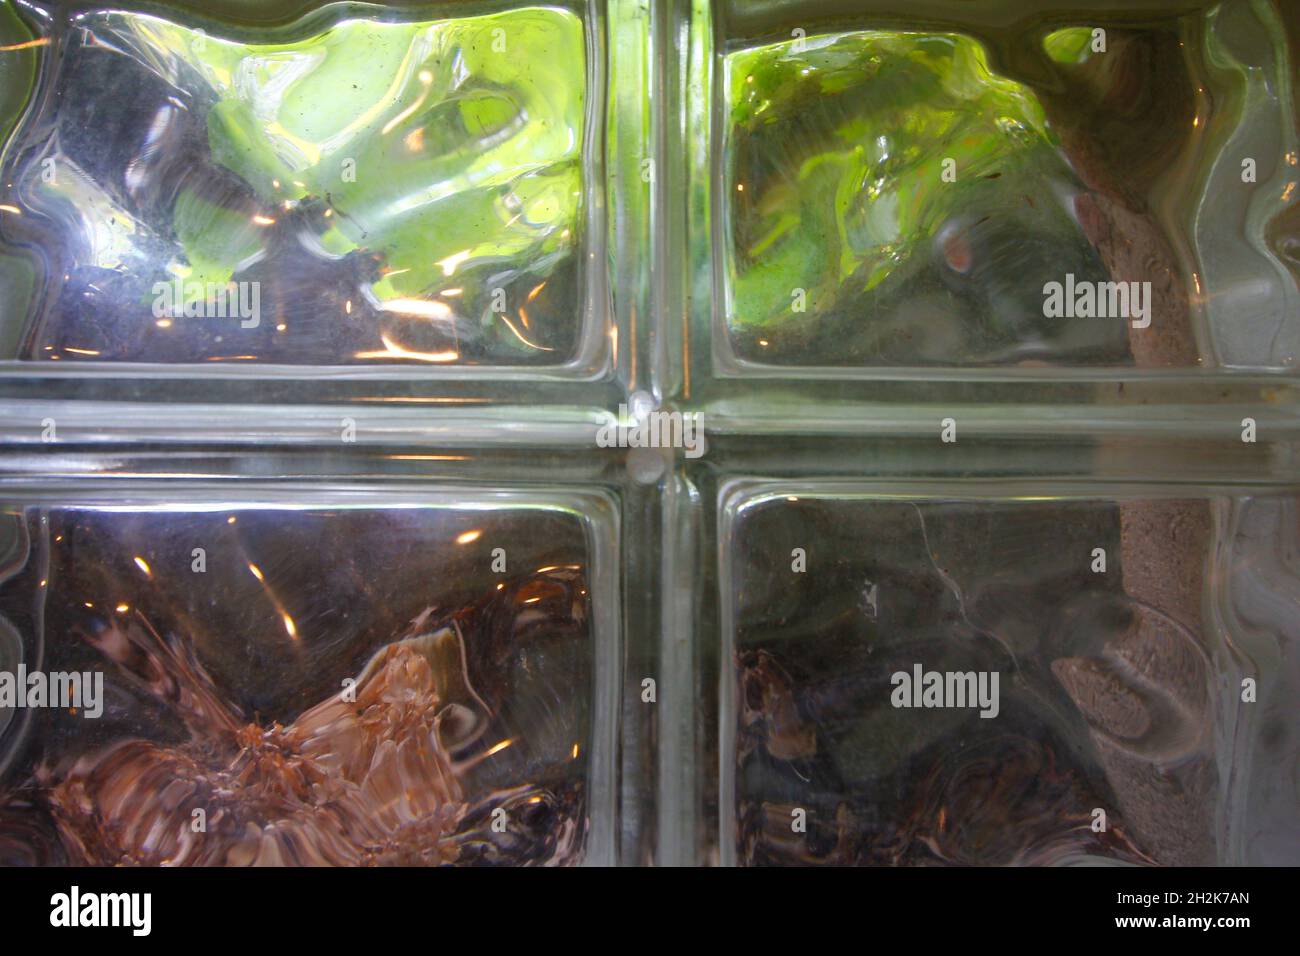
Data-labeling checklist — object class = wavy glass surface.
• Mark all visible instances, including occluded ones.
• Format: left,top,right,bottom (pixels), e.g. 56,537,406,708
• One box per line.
717,8,1299,370
0,494,610,865
719,487,1298,866
0,5,590,366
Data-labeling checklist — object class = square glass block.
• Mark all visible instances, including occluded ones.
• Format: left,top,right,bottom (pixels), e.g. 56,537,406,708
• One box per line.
0,486,619,865
703,1,1299,372
0,2,606,371
718,483,1299,866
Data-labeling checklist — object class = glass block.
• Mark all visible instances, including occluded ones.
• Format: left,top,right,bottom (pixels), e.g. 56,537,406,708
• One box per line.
717,483,1299,866
693,1,1300,375
0,3,604,371
0,486,619,865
